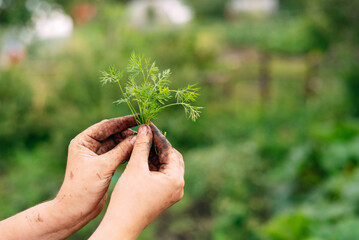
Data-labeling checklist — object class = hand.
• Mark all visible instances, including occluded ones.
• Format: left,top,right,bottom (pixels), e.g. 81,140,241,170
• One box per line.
54,115,138,230
0,115,138,240
90,123,185,240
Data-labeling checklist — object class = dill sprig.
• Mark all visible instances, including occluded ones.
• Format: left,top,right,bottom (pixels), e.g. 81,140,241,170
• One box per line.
101,53,202,125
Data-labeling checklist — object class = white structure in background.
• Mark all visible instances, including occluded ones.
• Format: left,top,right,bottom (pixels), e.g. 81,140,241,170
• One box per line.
0,2,73,68
129,0,192,28
228,0,278,15
33,10,73,40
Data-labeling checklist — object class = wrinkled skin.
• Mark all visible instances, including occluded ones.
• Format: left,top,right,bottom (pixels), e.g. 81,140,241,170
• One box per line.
0,116,184,240
55,115,138,229
0,115,140,240
89,123,185,240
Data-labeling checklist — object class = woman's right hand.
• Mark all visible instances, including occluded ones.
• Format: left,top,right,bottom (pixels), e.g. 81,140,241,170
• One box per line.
90,123,185,240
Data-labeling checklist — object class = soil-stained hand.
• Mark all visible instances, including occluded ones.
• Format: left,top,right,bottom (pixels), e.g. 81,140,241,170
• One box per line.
89,123,185,240
55,115,138,226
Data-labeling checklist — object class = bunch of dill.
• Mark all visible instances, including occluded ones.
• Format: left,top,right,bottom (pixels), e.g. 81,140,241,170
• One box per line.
100,53,202,125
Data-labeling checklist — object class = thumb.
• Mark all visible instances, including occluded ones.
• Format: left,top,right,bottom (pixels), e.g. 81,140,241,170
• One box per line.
127,124,152,171
101,135,136,172
150,122,172,163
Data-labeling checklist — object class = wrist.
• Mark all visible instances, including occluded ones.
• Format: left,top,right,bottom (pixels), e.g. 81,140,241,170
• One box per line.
90,212,139,240
51,196,89,229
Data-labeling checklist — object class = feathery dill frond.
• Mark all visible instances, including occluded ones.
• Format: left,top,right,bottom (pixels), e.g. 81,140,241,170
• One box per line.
175,84,200,103
100,65,123,85
100,53,202,124
183,104,203,122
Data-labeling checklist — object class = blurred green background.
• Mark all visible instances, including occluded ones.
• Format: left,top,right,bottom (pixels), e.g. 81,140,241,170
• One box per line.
1,0,359,239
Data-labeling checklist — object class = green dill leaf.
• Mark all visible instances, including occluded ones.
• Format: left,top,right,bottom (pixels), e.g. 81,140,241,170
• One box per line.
100,53,202,124
100,65,123,85
113,99,128,105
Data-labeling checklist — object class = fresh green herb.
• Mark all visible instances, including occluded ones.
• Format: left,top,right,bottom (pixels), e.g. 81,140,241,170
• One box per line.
101,53,202,125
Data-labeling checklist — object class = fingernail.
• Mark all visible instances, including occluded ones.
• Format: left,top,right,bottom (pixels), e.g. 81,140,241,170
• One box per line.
138,124,148,135
130,135,137,145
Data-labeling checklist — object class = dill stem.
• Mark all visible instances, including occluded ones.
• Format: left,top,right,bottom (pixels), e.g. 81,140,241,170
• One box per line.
145,62,155,83
141,71,146,84
157,102,190,111
137,102,145,124
117,80,140,124
145,67,150,83
139,59,147,84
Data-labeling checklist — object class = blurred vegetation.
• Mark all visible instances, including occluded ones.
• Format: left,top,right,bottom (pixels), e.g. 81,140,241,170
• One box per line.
1,0,359,239
185,0,230,20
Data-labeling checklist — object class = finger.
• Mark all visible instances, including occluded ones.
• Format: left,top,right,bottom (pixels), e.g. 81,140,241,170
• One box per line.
113,129,137,143
149,148,161,171
149,122,172,164
149,123,184,176
96,129,137,155
83,115,137,142
159,149,185,177
101,135,137,172
128,124,152,171
97,137,116,155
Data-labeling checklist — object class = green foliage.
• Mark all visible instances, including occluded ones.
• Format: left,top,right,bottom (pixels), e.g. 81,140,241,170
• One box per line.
1,2,359,240
101,53,202,124
312,218,359,240
342,61,359,117
262,210,311,240
0,0,32,26
278,0,309,13
185,0,230,19
0,0,103,26
310,0,359,44
306,0,359,117
224,16,329,54
0,69,32,152
0,68,52,159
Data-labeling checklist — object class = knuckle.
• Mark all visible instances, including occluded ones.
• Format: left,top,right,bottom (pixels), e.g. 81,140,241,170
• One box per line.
175,149,183,158
69,138,78,148
115,143,132,160
178,189,184,200
173,149,184,161
135,139,150,148
179,157,185,168
179,178,185,189
100,119,109,124
171,150,184,168
172,188,184,203
117,142,127,153
173,177,185,189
